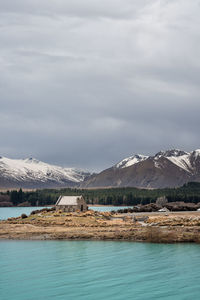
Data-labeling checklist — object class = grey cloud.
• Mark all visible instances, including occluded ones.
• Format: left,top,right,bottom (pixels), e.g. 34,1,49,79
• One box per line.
0,0,200,170
0,0,150,19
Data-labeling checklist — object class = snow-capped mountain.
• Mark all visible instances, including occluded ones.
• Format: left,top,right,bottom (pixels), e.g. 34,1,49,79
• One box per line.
114,154,149,169
114,149,200,174
152,149,200,174
0,156,90,189
81,149,200,188
1,149,200,189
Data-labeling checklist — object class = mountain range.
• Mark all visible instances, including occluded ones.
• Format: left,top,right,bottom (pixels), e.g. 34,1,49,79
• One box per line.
0,149,200,189
80,149,200,189
0,156,90,189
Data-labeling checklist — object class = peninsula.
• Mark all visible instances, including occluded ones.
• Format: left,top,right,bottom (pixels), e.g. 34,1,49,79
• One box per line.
1,208,200,243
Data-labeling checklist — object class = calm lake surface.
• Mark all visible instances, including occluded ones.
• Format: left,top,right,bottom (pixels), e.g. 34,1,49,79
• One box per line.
1,207,200,299
0,206,132,220
0,241,200,300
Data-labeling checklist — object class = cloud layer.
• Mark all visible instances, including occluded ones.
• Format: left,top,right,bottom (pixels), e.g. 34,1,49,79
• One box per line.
0,0,200,170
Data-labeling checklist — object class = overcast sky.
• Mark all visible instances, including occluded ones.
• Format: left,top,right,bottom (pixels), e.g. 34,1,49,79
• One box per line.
0,0,200,171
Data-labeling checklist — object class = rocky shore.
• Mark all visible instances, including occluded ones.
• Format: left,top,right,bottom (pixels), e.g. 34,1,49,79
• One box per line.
1,208,200,243
116,202,200,213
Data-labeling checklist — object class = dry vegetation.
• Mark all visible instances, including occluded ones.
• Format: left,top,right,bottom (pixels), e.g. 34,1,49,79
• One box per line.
1,209,200,243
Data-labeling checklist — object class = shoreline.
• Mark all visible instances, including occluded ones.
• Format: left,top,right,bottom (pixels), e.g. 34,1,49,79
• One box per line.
1,210,200,243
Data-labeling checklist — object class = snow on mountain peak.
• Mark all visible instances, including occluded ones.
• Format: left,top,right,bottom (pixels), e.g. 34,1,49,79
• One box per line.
115,149,199,173
155,149,189,158
23,157,40,164
153,149,193,173
192,149,200,159
0,156,89,185
115,154,149,169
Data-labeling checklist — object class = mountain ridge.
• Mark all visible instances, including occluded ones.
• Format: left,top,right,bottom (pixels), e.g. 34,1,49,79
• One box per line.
1,149,200,189
0,156,90,189
80,149,200,189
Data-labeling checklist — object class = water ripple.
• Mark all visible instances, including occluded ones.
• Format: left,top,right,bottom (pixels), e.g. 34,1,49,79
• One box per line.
0,241,200,300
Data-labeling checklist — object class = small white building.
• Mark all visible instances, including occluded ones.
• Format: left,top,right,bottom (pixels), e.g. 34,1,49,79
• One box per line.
55,195,88,212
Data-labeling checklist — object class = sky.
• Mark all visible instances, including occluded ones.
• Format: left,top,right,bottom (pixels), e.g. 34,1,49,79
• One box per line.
0,0,200,171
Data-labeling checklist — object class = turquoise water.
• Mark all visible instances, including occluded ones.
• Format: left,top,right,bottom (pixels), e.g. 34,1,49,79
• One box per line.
89,206,132,212
0,206,132,220
0,207,49,220
0,241,200,300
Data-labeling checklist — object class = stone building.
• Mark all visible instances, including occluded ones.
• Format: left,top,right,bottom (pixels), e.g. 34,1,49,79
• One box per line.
55,195,88,212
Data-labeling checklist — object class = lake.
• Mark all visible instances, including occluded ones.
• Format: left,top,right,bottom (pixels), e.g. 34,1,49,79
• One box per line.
0,240,200,300
0,206,132,220
1,207,200,299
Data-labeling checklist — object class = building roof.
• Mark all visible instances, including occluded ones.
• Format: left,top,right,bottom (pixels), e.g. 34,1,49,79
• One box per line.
56,196,82,206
